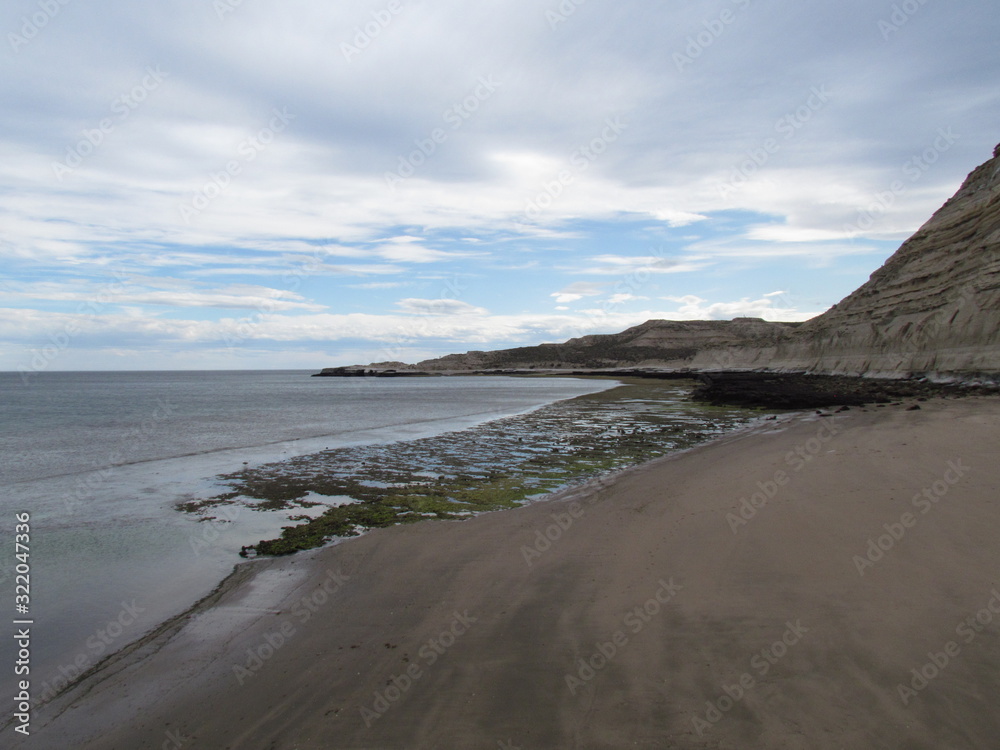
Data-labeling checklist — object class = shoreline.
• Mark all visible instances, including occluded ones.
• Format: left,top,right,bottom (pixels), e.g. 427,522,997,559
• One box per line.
8,373,617,700
22,393,779,723
23,395,1000,748
197,377,757,556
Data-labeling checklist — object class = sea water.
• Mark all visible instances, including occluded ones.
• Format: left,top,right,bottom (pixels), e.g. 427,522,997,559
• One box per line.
0,370,616,703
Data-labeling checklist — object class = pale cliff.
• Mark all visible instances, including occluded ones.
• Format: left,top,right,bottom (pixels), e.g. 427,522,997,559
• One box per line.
766,143,1000,378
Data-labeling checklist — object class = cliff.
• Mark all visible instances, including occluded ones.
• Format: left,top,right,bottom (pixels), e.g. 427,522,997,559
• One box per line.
766,143,1000,378
409,318,799,372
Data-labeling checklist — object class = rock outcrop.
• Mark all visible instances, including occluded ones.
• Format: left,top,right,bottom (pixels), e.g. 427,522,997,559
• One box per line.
766,143,1000,378
409,318,799,372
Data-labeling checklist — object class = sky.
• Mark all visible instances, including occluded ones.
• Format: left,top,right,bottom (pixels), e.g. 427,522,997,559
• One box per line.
1,0,998,372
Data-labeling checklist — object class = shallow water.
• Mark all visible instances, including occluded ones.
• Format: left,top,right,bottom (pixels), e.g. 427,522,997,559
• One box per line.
202,379,764,555
0,371,616,703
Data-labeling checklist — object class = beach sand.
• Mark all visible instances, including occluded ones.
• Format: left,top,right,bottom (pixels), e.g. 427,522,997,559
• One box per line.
25,397,1000,749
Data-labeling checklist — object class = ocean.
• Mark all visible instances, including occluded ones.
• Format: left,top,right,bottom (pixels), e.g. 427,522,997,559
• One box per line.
0,370,618,702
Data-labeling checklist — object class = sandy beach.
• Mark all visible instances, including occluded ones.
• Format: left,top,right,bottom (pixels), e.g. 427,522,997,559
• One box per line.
24,396,1000,749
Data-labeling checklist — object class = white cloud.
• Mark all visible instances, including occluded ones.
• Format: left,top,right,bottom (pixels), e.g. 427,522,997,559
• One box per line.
4,280,326,312
394,298,488,316
0,297,821,360
551,281,605,304
662,295,822,322
608,293,648,304
572,255,706,276
681,238,884,261
652,209,708,227
350,282,409,290
365,236,484,264
745,225,854,243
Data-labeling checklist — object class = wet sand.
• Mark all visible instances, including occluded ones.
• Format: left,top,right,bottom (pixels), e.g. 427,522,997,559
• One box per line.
23,398,1000,749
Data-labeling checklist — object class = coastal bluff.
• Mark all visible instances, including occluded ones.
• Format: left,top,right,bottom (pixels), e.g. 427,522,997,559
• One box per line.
766,142,1000,377
321,143,1000,382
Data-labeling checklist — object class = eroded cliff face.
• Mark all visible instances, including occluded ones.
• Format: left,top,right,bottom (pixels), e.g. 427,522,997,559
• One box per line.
766,144,1000,378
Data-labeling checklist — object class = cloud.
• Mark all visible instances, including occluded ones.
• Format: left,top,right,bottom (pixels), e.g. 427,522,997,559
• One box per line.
662,295,821,322
394,298,488,316
680,238,884,261
3,279,327,312
572,255,706,276
350,282,409,290
608,293,648,304
362,236,485,264
0,0,996,368
551,281,605,304
651,209,708,227
0,295,820,358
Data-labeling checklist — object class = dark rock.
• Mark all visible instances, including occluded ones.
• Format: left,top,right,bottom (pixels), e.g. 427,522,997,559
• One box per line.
690,372,995,410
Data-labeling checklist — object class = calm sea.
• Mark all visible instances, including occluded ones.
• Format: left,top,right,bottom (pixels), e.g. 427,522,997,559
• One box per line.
0,370,614,702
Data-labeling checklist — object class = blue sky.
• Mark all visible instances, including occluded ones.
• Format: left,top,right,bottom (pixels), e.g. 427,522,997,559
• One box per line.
1,0,998,371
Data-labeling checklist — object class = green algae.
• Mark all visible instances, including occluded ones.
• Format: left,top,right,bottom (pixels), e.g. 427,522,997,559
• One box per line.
185,379,768,556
